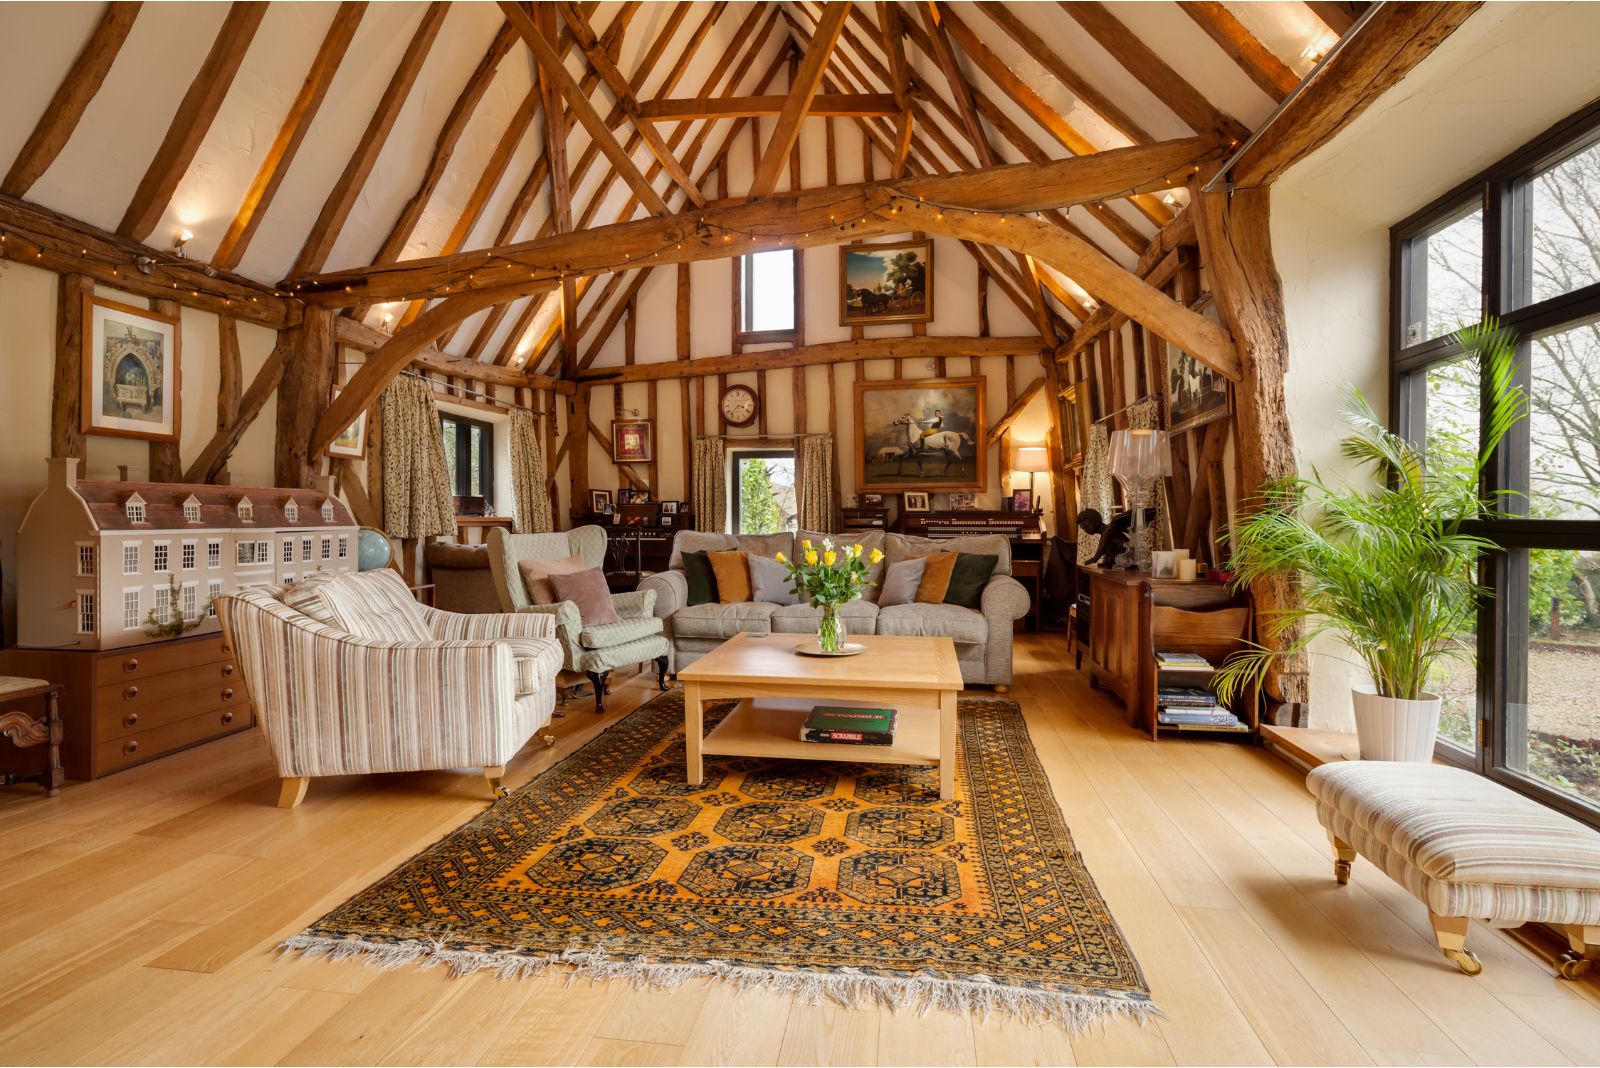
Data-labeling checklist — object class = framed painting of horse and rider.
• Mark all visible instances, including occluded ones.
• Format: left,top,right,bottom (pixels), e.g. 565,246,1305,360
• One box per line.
855,376,987,493
839,239,933,325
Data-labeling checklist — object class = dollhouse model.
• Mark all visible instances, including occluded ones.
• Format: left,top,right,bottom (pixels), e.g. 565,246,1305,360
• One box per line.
16,458,359,651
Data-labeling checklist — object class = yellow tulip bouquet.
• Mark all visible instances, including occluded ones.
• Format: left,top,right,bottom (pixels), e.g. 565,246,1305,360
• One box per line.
775,538,885,653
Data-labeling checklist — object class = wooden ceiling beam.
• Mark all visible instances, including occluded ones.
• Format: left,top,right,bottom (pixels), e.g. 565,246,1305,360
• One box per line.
876,2,914,178
291,1,448,276
917,2,995,168
1305,1,1367,35
498,0,670,215
336,316,568,391
118,1,268,241
555,0,706,207
579,335,1045,384
213,2,365,270
1058,1,1250,144
1178,1,1299,103
638,93,899,120
750,2,849,197
2,3,141,198
1227,2,1482,188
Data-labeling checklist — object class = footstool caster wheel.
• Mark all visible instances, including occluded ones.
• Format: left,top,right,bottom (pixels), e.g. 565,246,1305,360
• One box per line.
1444,949,1482,976
1334,859,1352,885
1557,952,1593,980
540,732,557,748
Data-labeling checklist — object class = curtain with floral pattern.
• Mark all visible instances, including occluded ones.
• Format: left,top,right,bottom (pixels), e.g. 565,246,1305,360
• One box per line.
380,376,456,540
508,406,552,534
1077,423,1111,565
692,436,726,532
796,433,836,533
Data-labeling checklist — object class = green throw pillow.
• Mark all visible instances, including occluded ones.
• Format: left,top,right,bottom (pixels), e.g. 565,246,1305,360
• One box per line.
943,552,998,610
681,549,720,606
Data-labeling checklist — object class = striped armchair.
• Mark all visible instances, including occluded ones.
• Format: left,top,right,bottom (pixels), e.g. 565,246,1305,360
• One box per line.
217,570,562,808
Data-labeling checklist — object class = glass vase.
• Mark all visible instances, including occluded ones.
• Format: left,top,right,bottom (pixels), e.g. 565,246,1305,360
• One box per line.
817,602,847,653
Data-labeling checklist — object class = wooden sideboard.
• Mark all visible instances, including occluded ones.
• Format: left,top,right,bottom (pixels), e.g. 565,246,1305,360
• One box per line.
1081,566,1242,729
0,632,252,780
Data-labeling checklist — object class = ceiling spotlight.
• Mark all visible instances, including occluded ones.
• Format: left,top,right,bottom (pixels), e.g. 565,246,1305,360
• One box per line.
1301,35,1335,64
1163,193,1178,207
381,314,394,330
173,228,193,258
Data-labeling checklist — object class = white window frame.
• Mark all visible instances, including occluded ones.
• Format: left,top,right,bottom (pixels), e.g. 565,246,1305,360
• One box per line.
236,541,254,566
152,585,172,626
254,541,270,565
153,541,170,574
122,542,140,575
338,535,349,559
321,501,335,523
180,541,196,571
122,588,141,630
207,580,221,617
283,539,295,565
125,498,146,524
76,590,95,634
320,536,332,561
284,500,299,523
207,539,221,569
76,542,96,577
301,536,313,563
180,581,198,622
183,498,201,524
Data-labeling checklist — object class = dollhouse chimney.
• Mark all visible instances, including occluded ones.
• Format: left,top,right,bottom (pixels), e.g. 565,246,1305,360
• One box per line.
46,456,78,490
117,465,131,482
316,474,337,498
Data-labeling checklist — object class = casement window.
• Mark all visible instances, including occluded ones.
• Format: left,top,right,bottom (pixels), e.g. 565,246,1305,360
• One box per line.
1391,98,1600,825
76,543,96,577
729,449,798,535
180,542,196,571
123,589,141,630
153,542,170,573
736,249,800,344
440,412,495,506
76,591,95,634
123,542,140,575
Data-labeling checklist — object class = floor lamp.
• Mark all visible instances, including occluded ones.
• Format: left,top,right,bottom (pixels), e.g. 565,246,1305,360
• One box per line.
1107,428,1171,571
1013,446,1050,514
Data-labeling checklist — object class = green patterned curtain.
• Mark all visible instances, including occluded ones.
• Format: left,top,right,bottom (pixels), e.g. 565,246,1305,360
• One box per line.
380,376,456,540
796,433,836,533
691,436,726,532
509,406,552,534
1077,423,1111,565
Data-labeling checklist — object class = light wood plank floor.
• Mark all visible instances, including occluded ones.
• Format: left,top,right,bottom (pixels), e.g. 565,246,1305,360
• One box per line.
2,633,1597,1066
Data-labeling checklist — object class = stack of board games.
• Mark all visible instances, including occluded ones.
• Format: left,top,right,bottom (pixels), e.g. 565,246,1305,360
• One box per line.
800,706,896,745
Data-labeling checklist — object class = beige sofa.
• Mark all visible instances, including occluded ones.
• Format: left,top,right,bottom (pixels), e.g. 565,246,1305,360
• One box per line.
638,529,1030,689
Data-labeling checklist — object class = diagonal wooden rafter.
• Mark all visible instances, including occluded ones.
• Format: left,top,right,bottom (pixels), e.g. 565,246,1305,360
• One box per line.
1177,1,1299,103
638,94,899,120
3,3,141,198
554,0,706,207
497,0,669,215
749,2,849,197
119,1,268,241
292,1,448,276
876,1,914,178
213,2,366,270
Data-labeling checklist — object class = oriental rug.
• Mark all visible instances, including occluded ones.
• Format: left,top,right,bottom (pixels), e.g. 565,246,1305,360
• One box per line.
282,691,1154,1030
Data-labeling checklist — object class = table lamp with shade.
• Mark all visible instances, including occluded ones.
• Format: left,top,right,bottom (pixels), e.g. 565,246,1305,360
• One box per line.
1107,428,1170,571
1013,445,1050,513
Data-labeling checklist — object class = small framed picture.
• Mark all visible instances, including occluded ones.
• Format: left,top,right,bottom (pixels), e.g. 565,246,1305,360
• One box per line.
660,500,679,515
1011,488,1033,513
612,419,654,463
903,491,930,512
590,489,613,514
326,384,369,460
661,515,675,528
83,297,181,442
948,491,976,510
860,493,884,507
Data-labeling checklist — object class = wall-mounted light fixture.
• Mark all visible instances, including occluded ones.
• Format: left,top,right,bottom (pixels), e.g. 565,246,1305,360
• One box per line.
172,228,194,259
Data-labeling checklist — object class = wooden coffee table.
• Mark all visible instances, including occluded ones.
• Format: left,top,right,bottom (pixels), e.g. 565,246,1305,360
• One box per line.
676,632,964,799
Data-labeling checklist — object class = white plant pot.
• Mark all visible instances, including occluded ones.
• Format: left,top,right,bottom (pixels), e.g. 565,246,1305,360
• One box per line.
1351,686,1441,762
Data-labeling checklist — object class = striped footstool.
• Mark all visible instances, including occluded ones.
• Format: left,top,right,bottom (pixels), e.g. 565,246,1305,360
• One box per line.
1308,761,1600,978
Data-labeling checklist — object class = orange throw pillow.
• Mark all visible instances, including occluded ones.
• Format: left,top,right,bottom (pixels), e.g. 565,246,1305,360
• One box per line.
519,554,588,604
708,550,752,603
914,552,958,604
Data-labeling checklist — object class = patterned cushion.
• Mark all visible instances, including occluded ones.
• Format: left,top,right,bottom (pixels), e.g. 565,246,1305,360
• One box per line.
280,570,344,627
315,571,433,643
577,616,665,650
875,603,987,644
672,601,779,640
768,600,880,634
1309,761,1600,890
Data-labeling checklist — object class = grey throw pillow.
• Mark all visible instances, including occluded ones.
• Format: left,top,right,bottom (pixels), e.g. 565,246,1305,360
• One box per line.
877,557,929,607
747,553,802,606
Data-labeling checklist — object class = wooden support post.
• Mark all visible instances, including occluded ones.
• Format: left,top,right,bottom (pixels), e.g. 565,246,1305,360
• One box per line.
569,386,590,521
274,307,337,489
147,298,183,481
52,274,91,474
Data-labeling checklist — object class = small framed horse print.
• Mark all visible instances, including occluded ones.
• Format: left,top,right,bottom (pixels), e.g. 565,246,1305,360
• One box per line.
855,376,987,493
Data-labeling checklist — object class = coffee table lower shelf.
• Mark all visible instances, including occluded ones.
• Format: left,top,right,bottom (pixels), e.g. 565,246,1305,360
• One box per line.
702,698,940,766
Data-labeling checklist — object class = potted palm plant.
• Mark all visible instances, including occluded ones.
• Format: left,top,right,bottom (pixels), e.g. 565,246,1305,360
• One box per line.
1215,320,1525,761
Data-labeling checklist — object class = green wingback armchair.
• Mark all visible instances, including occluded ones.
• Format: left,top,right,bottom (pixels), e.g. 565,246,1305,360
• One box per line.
486,527,669,712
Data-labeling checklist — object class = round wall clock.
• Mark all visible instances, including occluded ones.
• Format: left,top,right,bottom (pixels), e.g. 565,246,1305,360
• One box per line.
720,384,759,428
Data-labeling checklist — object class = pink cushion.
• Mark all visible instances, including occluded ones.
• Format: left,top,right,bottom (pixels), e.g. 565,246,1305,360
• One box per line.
548,568,621,628
518,554,587,604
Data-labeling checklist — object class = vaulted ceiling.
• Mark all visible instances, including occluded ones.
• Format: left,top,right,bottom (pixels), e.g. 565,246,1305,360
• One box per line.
0,1,1357,374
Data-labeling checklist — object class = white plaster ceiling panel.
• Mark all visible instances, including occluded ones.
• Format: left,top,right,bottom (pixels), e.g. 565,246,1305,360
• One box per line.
0,3,104,177
233,3,433,283
1226,0,1330,77
28,3,230,233
157,3,336,264
1103,1,1279,129
321,2,507,274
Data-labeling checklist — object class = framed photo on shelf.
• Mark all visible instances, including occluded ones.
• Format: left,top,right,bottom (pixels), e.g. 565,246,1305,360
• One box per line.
82,297,180,442
855,376,987,493
660,500,679,514
840,239,933,326
903,491,931,512
859,493,884,506
1011,488,1033,513
661,515,675,528
612,419,654,463
948,492,976,510
326,384,368,459
1164,295,1233,434
590,489,613,514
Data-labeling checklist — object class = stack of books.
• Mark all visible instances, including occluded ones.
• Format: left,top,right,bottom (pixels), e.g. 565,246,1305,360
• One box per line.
801,706,897,745
1155,681,1246,731
1155,651,1214,670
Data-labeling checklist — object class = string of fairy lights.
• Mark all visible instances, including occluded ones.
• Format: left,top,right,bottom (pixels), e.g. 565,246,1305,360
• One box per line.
1,155,1210,316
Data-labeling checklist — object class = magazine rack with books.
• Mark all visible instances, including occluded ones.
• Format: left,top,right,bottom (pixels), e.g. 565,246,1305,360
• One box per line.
1142,592,1257,742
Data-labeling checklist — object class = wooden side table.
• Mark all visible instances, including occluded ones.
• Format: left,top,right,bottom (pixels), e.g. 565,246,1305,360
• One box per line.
0,678,64,797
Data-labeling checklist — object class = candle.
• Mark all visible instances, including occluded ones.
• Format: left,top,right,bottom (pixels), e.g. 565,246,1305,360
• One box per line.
1177,558,1198,581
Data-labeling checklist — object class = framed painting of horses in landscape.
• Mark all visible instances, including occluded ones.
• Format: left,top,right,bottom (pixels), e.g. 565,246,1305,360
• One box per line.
839,239,933,325
855,376,986,492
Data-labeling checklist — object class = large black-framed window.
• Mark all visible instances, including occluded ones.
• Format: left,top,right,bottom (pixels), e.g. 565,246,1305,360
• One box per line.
439,412,495,514
1391,97,1600,825
729,448,797,535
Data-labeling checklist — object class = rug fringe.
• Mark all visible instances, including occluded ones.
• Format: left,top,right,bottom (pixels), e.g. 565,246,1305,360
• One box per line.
279,934,1160,1032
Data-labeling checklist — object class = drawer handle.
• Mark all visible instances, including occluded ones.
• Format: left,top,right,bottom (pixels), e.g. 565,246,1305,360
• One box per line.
123,685,139,701
123,657,139,673
221,687,235,701
220,643,231,655
220,664,235,677
220,710,235,725
123,712,139,728
122,740,139,756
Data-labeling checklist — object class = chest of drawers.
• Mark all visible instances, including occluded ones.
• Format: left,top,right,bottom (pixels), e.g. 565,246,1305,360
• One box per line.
0,633,252,780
